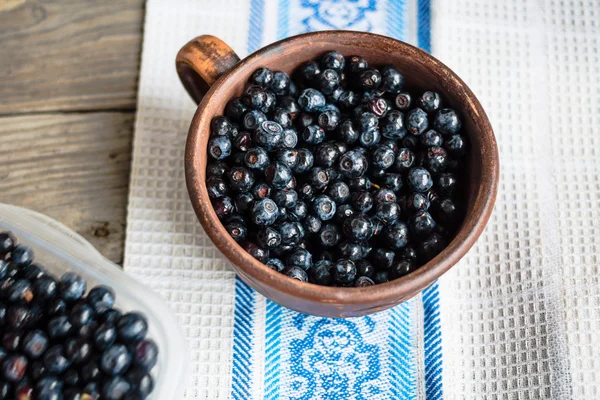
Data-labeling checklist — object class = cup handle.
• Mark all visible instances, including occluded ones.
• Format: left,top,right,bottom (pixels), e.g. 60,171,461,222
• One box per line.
176,35,241,105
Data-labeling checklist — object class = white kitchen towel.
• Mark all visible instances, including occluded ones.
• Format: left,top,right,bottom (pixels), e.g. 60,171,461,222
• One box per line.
124,0,600,398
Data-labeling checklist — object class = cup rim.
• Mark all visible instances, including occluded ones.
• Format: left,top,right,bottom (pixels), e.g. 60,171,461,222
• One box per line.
185,30,499,311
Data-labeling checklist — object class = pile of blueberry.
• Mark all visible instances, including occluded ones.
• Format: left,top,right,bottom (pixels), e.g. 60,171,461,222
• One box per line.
207,51,467,287
0,232,159,399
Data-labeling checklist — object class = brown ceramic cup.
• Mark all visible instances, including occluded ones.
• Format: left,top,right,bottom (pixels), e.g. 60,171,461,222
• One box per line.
176,31,499,318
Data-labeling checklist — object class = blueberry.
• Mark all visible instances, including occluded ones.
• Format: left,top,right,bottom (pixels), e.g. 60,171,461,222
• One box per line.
432,198,460,226
318,223,341,247
349,191,373,213
65,337,93,365
210,116,236,137
265,162,293,189
266,258,286,272
0,232,16,255
251,67,274,87
286,248,313,271
367,97,389,118
420,129,443,147
2,331,21,352
380,110,406,140
117,312,148,343
344,55,368,75
43,344,71,374
251,183,272,201
282,129,299,148
67,302,94,328
373,271,389,284
355,260,375,277
242,110,267,130
311,195,337,221
359,69,382,90
311,260,333,285
390,260,416,279
359,128,381,148
299,61,321,83
381,173,403,193
317,109,341,131
297,183,315,202
333,259,356,284
227,166,255,192
444,134,467,156
381,65,404,94
29,360,46,381
371,145,395,170
436,172,458,196
321,51,345,72
347,176,371,191
272,107,292,129
233,131,253,152
338,90,360,109
257,227,282,249
357,111,378,133
406,108,429,135
47,298,67,317
402,135,419,149
206,176,229,199
271,71,291,96
125,367,154,398
319,69,340,95
337,119,360,144
302,125,326,144
382,221,409,249
102,308,123,325
242,85,269,110
101,344,132,377
407,192,430,212
419,91,441,113
81,360,102,382
2,354,27,382
314,143,340,168
338,150,367,178
277,96,301,116
433,108,462,135
375,202,401,225
7,279,34,304
354,276,375,287
254,121,283,151
212,196,235,220
206,161,229,178
298,88,326,112
424,146,448,173
207,136,232,160
59,272,86,302
95,322,118,351
297,112,315,129
10,245,34,266
36,376,63,399
334,204,355,225
326,181,350,204
410,211,437,238
293,148,314,173
289,201,308,221
102,376,132,400
279,222,304,245
408,167,433,192
303,214,322,235
343,214,374,242
273,189,298,209
284,267,308,282
226,97,248,120
373,189,397,204
393,148,414,172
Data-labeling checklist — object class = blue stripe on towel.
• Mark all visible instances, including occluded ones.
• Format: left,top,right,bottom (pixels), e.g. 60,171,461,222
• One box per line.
231,278,257,400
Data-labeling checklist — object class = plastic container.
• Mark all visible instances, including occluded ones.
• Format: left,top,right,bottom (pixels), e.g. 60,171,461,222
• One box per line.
0,203,189,399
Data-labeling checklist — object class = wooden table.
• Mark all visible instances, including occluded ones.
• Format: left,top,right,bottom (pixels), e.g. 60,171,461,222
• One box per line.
0,0,145,264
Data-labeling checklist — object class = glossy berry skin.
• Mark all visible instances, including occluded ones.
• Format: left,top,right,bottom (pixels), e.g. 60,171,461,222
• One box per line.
390,260,416,279
338,90,360,109
350,191,373,213
434,108,461,135
337,119,360,144
418,233,446,262
95,322,118,351
303,214,322,235
381,173,403,193
383,221,409,249
408,167,433,193
313,143,340,168
373,271,389,284
300,61,321,83
321,51,345,72
333,259,356,284
47,315,73,339
286,248,313,271
43,345,71,374
251,67,273,87
359,128,381,148
251,199,279,227
355,259,375,278
392,92,411,111
273,189,298,208
311,260,333,286
242,110,267,130
407,192,430,212
227,167,255,193
373,189,397,204
101,344,132,376
317,108,341,131
444,134,466,156
406,108,429,135
419,91,441,113
212,196,235,220
278,96,301,116
318,223,341,247
7,279,34,304
206,161,228,178
293,148,314,173
126,368,154,398
279,222,304,245
326,181,350,204
254,121,283,151
65,337,93,365
2,354,27,382
206,176,229,199
357,111,378,133
0,232,16,256
334,204,355,225
347,177,371,191
371,145,395,170
369,248,395,270
284,267,308,282
10,245,34,267
298,88,326,112
436,172,458,196
117,312,148,343
265,162,293,190
207,136,232,160
60,273,86,302
69,302,95,328
226,97,248,120
374,202,401,225
344,55,368,75
343,214,374,242
307,167,330,190
318,69,340,95
242,85,268,110
354,276,375,287
433,198,460,226
225,220,247,243
264,259,285,273
311,195,337,221
368,97,390,117
271,71,291,96
302,125,326,144
210,116,236,138
410,211,437,238
379,110,405,140
272,107,292,129
251,183,272,200
393,148,414,172
338,150,367,178
103,376,131,400
359,69,381,90
420,129,443,148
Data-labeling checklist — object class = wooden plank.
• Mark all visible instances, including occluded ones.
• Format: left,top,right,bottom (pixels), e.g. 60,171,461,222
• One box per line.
0,112,134,264
0,0,144,114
